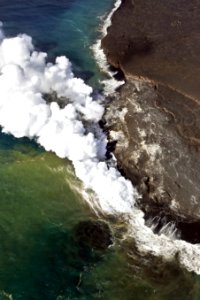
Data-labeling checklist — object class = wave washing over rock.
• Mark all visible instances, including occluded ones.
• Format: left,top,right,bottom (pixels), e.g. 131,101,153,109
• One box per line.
92,0,124,94
1,14,200,274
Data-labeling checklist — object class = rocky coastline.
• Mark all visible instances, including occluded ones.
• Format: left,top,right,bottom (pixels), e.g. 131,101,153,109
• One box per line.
102,0,200,242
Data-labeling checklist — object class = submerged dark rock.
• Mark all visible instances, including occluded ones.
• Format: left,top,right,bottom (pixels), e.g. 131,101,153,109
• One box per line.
102,0,200,229
75,220,113,250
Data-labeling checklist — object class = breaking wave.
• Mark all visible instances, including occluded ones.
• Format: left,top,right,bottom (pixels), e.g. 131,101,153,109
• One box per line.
92,0,125,95
1,16,200,275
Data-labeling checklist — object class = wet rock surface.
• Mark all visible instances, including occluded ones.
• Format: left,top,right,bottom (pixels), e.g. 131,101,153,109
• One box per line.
102,0,200,229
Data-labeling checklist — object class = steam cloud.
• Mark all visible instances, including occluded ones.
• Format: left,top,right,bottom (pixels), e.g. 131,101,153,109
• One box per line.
1,23,200,274
0,24,137,213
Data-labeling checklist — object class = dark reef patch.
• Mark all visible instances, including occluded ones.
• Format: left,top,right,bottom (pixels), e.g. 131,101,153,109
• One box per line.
75,219,113,251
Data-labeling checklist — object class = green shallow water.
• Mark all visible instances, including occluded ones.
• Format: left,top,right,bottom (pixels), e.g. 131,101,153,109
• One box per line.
0,143,90,299
0,139,198,300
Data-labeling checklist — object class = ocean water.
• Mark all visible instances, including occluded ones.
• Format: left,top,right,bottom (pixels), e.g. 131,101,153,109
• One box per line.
0,0,110,87
0,1,199,299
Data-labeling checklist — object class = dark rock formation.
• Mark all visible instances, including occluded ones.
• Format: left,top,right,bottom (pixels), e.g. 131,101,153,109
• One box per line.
75,220,113,250
102,0,200,228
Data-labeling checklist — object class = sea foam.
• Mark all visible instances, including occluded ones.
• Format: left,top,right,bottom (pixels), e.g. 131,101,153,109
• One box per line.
92,0,124,95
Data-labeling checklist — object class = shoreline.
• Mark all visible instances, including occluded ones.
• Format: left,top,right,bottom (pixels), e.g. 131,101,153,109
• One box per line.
102,0,200,100
91,0,125,95
97,0,200,274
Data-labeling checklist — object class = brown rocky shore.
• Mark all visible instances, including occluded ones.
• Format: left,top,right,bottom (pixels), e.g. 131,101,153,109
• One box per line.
102,0,200,242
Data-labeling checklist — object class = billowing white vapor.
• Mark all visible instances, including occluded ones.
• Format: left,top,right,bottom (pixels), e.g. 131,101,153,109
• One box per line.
0,25,137,213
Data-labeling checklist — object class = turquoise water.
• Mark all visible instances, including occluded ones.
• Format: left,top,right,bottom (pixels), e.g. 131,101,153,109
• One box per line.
0,0,112,87
0,1,199,299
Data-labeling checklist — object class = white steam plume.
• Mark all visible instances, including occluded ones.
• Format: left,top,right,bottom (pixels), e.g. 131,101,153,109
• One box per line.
0,24,137,214
1,23,200,274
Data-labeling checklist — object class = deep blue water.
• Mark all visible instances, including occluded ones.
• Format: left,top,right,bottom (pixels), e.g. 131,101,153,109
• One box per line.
0,0,113,85
0,0,114,154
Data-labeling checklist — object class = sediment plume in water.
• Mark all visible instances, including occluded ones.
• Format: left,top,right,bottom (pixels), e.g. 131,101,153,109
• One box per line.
1,20,200,274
